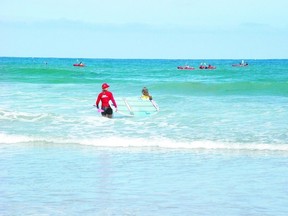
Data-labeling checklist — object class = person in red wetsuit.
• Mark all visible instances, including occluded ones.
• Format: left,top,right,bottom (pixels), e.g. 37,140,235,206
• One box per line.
96,83,117,118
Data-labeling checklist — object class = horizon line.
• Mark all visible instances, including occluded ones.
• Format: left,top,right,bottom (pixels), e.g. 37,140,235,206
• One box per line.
1,56,287,60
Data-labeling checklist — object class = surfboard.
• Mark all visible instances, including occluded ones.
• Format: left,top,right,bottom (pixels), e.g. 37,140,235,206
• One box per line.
110,97,159,117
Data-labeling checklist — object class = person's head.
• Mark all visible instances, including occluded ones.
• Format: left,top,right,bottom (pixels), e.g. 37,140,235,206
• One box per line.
102,83,110,91
142,87,149,96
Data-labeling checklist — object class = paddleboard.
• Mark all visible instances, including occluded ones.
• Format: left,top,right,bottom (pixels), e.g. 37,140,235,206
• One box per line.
110,97,159,117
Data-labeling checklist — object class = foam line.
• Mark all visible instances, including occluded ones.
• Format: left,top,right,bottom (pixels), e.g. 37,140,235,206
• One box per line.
1,133,288,153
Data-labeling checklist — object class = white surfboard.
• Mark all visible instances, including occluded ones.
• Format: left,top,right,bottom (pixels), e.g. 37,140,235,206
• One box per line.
110,97,159,117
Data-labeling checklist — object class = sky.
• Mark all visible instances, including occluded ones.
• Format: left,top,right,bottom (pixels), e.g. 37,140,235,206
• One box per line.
1,0,288,59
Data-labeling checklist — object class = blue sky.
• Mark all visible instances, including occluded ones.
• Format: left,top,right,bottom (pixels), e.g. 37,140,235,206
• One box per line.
1,0,287,59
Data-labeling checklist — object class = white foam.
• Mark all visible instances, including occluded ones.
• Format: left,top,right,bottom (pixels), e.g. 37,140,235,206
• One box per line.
1,133,288,152
0,109,48,122
0,133,34,144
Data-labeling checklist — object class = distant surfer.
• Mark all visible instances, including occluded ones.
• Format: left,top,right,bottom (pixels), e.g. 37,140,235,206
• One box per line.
95,83,118,118
141,87,153,100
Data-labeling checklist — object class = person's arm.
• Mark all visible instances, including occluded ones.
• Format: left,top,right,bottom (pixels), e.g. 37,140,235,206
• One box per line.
110,93,117,108
96,93,101,108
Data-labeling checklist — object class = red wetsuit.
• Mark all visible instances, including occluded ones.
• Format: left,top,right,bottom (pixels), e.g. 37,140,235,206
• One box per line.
96,91,117,108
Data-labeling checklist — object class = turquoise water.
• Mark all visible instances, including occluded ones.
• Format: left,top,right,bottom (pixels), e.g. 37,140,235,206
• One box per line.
1,57,288,215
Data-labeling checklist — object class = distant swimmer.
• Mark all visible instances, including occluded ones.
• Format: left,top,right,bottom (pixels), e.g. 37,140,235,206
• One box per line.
141,87,153,100
95,83,118,118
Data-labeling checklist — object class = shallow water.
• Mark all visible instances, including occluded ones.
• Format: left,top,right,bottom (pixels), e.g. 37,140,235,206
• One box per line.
1,144,288,215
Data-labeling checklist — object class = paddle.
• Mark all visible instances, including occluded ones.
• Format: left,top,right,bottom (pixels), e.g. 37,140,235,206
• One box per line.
93,105,104,112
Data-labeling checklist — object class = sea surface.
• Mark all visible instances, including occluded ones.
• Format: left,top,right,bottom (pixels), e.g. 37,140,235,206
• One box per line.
1,57,288,215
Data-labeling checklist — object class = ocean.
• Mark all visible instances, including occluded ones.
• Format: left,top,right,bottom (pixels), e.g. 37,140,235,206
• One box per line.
1,57,288,215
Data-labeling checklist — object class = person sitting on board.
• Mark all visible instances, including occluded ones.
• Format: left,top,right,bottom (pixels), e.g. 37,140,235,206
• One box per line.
95,83,117,118
141,87,153,100
208,64,215,69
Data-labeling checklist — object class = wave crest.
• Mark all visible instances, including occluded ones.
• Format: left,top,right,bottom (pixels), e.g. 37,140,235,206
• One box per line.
1,133,287,153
